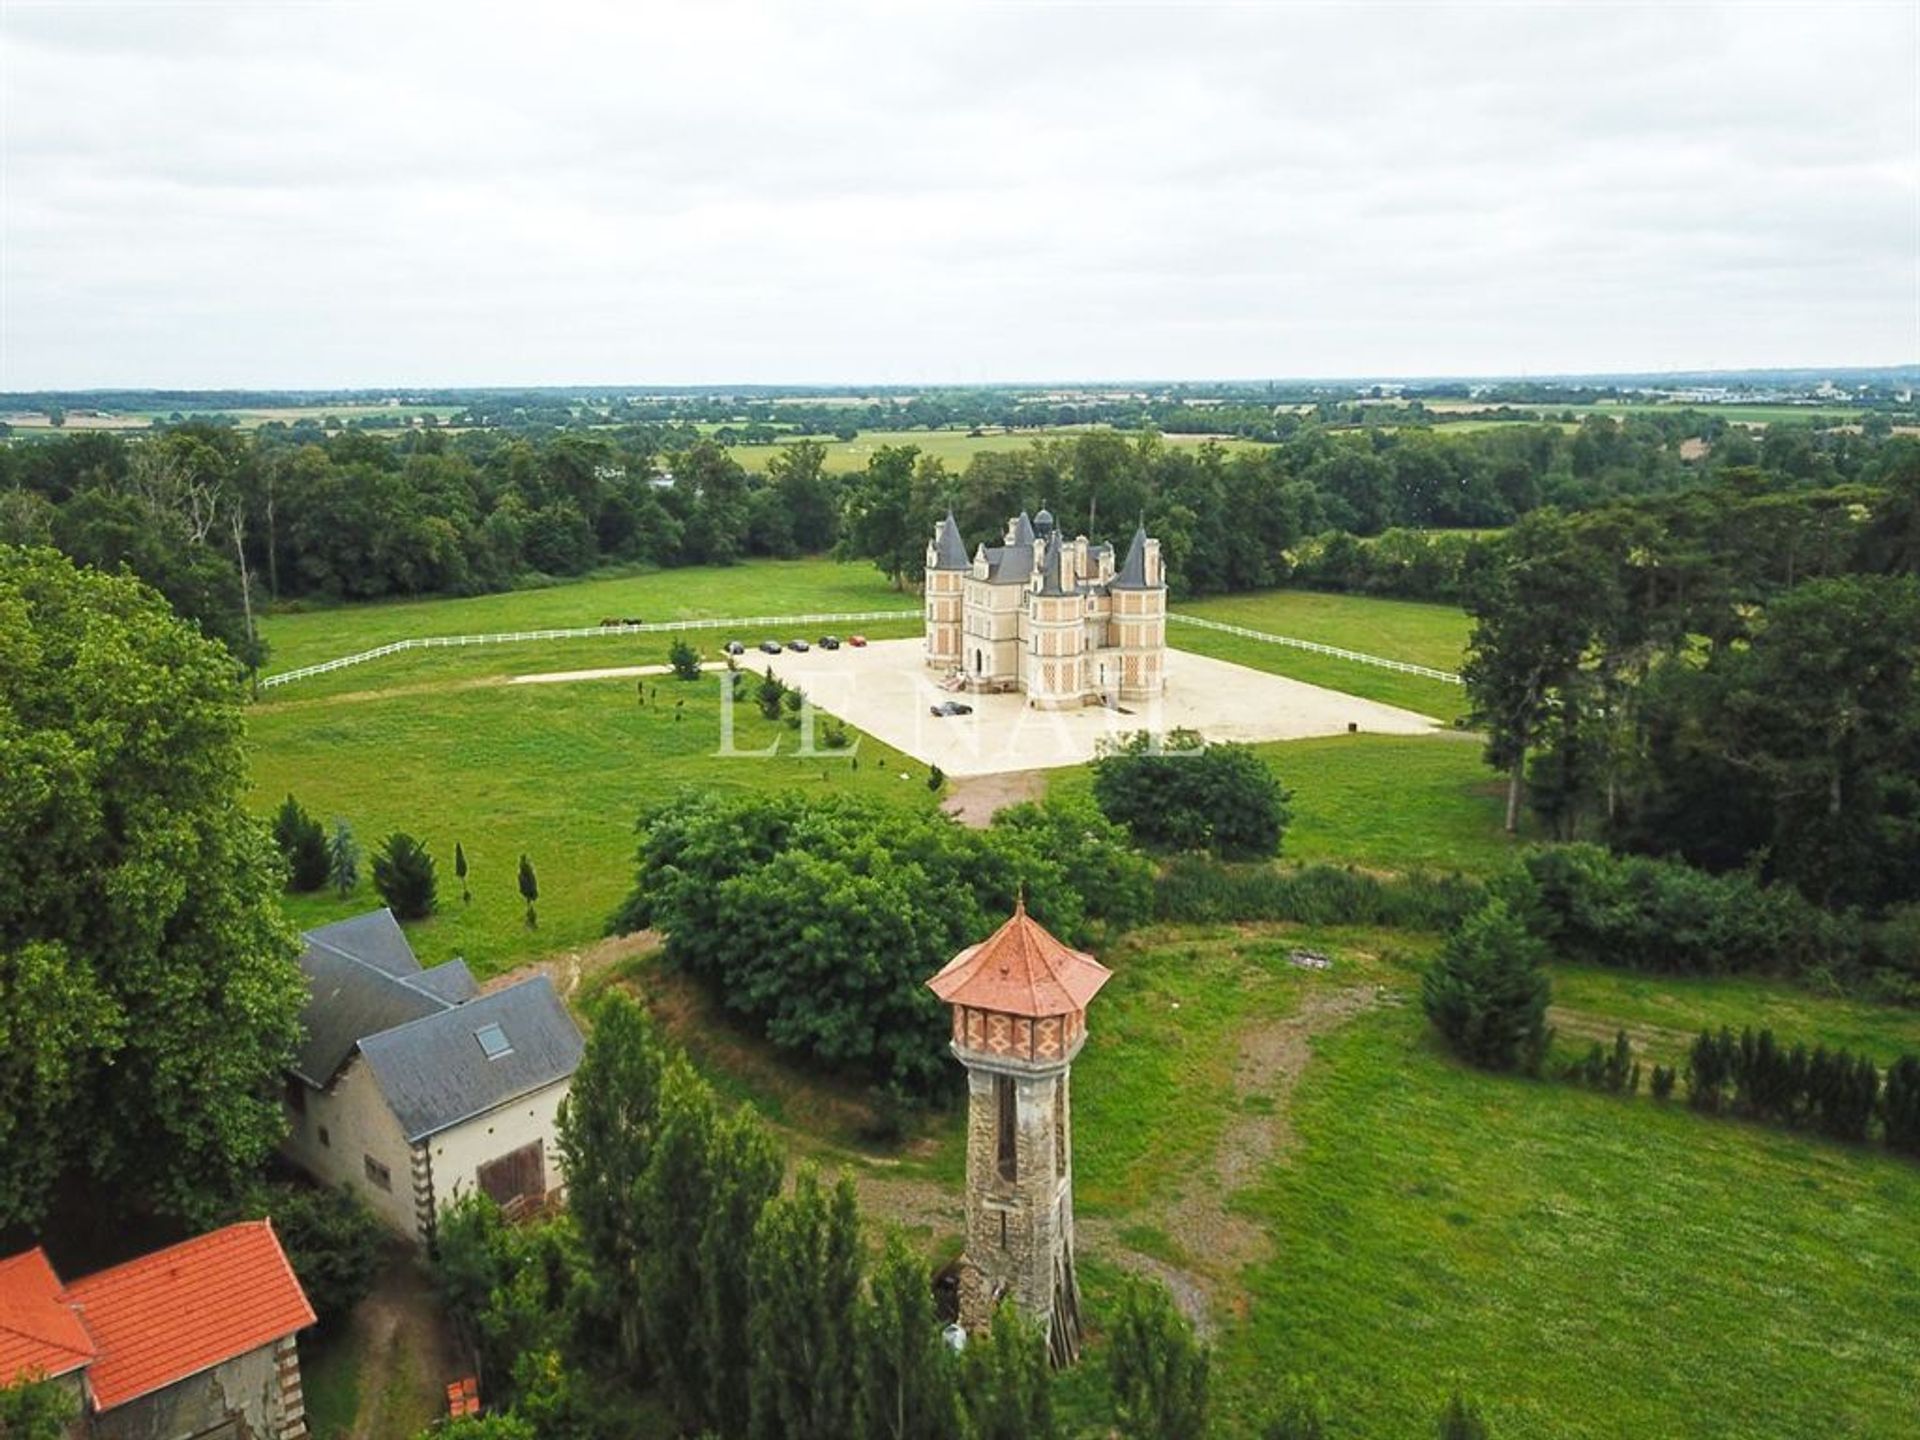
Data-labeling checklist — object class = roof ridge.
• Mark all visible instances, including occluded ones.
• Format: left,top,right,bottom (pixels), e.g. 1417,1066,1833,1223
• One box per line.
358,973,553,1048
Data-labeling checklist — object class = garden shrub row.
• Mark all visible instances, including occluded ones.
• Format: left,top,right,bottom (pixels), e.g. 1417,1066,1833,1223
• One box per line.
1156,858,1484,932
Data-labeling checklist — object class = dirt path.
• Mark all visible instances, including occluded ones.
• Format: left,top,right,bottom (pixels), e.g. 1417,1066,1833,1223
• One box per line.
941,769,1048,827
481,929,660,1002
343,1248,461,1440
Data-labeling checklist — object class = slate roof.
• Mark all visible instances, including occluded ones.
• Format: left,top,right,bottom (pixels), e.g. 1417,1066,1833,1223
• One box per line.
65,1222,313,1411
357,977,585,1142
0,1248,94,1388
927,897,1112,1019
981,543,1035,585
1111,523,1156,589
1010,511,1036,545
930,510,970,570
294,910,582,1138
1039,537,1069,596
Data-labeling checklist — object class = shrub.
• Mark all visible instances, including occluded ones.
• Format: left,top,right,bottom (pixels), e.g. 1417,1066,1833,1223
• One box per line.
668,637,702,681
1437,1391,1491,1440
273,794,330,892
1422,899,1551,1073
756,667,785,721
1107,1277,1209,1440
1092,729,1291,860
372,832,437,919
1650,1064,1677,1101
1885,1057,1920,1156
1261,1377,1330,1440
327,820,360,898
246,1179,383,1330
1156,858,1481,931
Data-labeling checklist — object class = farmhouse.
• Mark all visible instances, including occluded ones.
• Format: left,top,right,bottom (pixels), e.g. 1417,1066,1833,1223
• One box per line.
0,1222,314,1440
924,509,1168,708
284,909,584,1244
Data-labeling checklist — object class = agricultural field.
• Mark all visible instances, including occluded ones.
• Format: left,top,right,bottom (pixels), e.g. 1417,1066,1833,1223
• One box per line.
1,402,463,432
717,426,1270,474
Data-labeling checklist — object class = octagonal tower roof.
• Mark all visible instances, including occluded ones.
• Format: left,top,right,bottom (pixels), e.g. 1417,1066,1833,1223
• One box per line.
928,896,1111,1018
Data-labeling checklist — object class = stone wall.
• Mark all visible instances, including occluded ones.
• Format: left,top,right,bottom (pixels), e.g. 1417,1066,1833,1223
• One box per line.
89,1337,301,1440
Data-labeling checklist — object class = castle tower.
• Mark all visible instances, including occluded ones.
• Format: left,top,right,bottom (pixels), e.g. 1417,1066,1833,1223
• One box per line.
926,898,1111,1367
924,510,969,671
1109,522,1168,702
1024,537,1086,710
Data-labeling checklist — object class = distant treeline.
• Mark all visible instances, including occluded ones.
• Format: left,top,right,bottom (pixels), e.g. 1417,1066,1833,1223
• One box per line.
0,417,1911,672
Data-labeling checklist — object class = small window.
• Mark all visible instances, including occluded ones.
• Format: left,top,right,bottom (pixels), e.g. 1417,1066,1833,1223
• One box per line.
364,1155,392,1191
317,1125,330,1149
475,1023,513,1060
995,1075,1017,1183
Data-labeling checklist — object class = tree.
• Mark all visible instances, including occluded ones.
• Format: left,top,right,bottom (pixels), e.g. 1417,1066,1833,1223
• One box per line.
273,793,330,892
859,1233,961,1440
0,1377,74,1440
372,832,437,919
669,636,704,682
328,819,361,898
842,445,930,588
701,1106,783,1439
1091,730,1290,859
455,841,470,903
749,1167,863,1440
757,667,786,722
959,1306,1056,1440
1422,899,1551,1073
0,548,305,1228
1107,1277,1210,1440
556,992,665,1368
638,1060,722,1427
518,854,539,930
1437,1390,1491,1440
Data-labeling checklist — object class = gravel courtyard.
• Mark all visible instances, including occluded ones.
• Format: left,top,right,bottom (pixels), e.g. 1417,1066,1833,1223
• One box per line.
751,638,1441,777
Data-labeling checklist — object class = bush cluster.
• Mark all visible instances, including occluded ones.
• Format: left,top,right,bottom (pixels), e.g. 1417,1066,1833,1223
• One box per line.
1685,1027,1890,1144
1091,730,1290,860
1156,858,1482,930
608,792,1152,1094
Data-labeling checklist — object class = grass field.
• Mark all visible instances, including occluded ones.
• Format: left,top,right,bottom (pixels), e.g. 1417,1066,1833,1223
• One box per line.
259,557,914,674
248,668,934,976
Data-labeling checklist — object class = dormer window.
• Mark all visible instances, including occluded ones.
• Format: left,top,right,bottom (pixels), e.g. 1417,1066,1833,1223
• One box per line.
475,1023,512,1060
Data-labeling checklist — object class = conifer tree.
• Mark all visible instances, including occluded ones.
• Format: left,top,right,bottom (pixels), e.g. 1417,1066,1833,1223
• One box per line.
858,1232,961,1440
1884,1056,1920,1156
273,794,329,892
371,832,437,919
1108,1276,1210,1440
1437,1390,1491,1440
555,993,665,1369
701,1106,782,1439
455,841,470,903
518,854,539,929
959,1306,1056,1440
1422,898,1551,1073
637,1059,720,1426
748,1167,863,1440
327,819,360,898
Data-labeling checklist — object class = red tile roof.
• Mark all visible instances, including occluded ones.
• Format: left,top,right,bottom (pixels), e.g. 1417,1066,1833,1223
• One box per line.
0,1248,95,1387
928,897,1112,1019
64,1221,315,1411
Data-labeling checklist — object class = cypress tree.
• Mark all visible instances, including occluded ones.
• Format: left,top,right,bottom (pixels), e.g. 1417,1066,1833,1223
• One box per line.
1108,1276,1210,1440
749,1167,864,1440
327,819,360,898
637,1060,720,1427
858,1233,961,1440
455,841,470,903
701,1106,782,1440
518,854,539,929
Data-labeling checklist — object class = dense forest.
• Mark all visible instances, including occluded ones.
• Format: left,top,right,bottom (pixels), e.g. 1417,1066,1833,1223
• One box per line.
2,413,1911,669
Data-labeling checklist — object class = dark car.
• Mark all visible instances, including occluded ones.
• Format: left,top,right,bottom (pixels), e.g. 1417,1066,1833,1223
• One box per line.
758,639,783,655
787,639,811,653
725,640,746,656
930,700,974,718
818,636,841,650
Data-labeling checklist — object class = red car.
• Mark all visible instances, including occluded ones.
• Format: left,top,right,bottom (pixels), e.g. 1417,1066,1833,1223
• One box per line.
846,634,868,647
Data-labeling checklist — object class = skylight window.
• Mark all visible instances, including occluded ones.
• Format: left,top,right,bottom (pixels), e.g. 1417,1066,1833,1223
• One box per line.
475,1023,513,1060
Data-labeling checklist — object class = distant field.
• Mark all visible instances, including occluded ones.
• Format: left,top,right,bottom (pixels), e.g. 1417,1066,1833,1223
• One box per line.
3,403,462,432
720,426,1269,474
259,558,911,673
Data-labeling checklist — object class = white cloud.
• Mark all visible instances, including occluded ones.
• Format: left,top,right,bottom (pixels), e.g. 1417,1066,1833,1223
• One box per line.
1,0,1913,387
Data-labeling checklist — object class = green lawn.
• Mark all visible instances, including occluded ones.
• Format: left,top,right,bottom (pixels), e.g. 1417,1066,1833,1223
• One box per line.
259,557,914,674
248,668,934,976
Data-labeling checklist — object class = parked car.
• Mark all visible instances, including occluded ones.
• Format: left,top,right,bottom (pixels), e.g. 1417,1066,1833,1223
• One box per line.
930,700,974,718
787,639,811,653
759,639,783,655
725,640,746,655
818,636,841,650
847,634,868,647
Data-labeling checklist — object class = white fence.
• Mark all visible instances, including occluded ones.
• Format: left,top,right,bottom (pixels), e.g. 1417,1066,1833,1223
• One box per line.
258,610,922,689
1167,613,1463,683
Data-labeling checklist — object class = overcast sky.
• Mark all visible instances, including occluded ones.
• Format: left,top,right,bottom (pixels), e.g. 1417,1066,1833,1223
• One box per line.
2,1,1914,389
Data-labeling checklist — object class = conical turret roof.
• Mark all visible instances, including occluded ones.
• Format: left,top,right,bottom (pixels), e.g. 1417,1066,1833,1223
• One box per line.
927,896,1111,1018
931,510,970,570
1111,521,1155,589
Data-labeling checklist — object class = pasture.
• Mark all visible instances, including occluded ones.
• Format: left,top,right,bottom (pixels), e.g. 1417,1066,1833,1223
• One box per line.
718,426,1270,474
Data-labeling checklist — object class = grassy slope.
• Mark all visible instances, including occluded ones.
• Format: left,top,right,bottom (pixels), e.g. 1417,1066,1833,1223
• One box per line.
248,671,934,976
259,557,914,673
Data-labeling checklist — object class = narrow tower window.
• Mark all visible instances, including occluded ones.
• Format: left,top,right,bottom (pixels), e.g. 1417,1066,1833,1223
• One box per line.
996,1074,1017,1182
1055,1076,1067,1179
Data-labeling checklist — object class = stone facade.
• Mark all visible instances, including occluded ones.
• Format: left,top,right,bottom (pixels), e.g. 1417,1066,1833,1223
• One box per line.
925,510,1167,709
89,1341,304,1440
